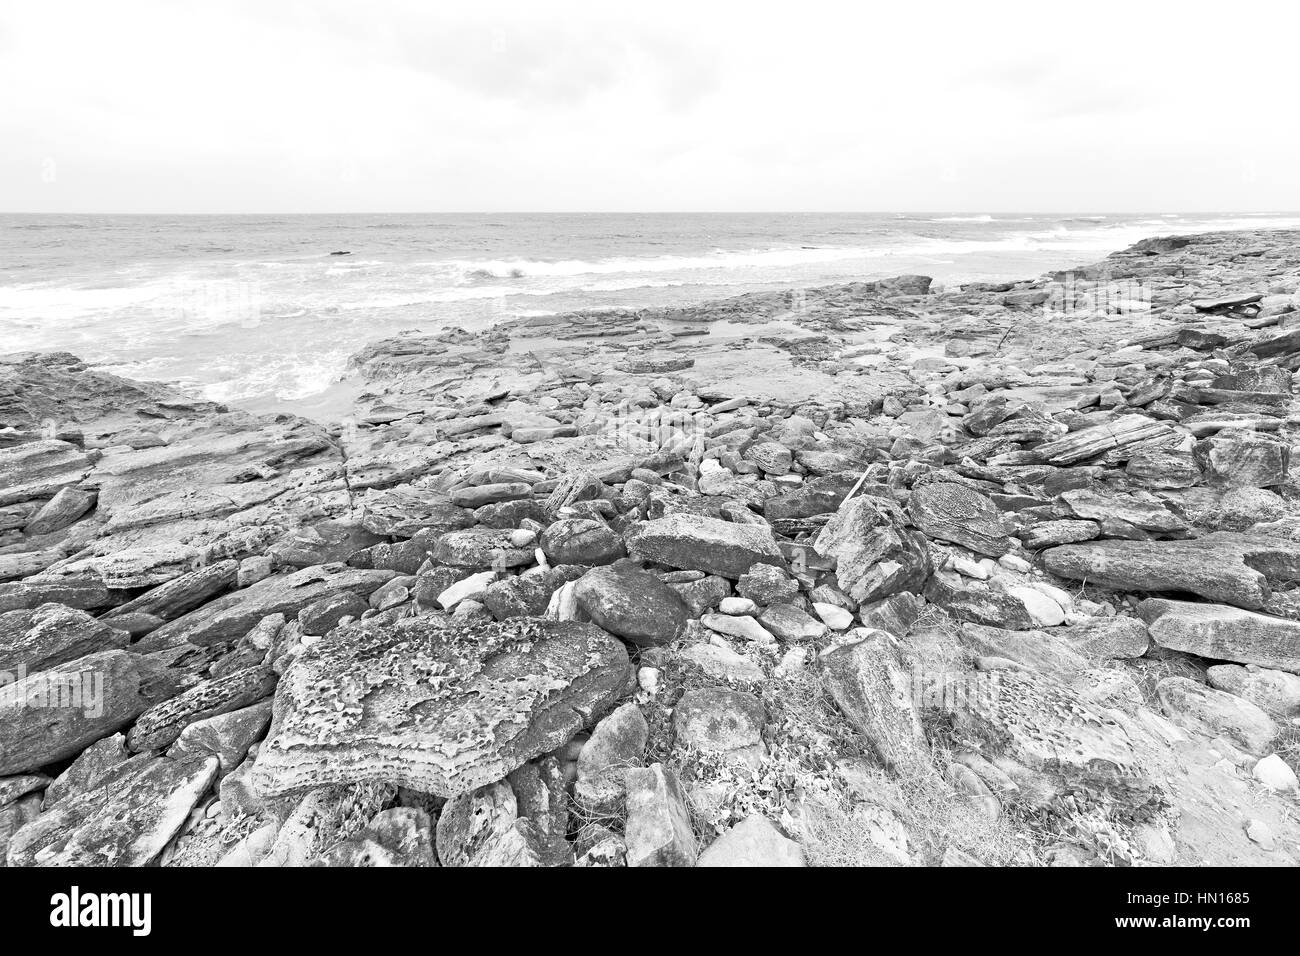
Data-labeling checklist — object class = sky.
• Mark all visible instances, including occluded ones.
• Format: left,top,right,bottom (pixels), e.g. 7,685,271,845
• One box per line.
2,0,1297,214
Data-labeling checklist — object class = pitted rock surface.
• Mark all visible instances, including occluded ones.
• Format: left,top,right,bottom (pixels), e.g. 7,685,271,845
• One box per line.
252,615,632,798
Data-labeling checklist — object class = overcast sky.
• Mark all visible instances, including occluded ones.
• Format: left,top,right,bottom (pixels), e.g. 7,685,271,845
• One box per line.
3,0,1297,213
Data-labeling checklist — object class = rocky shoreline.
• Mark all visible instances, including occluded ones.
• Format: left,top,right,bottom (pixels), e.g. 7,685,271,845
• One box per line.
3,228,1300,866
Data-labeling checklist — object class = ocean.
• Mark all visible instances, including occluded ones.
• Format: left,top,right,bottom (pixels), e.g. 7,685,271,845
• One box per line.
3,211,1299,419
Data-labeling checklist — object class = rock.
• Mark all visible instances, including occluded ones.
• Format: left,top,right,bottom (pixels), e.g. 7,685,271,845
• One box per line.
315,807,437,867
251,616,632,798
818,629,925,771
1021,519,1099,550
0,603,129,675
701,611,777,646
0,578,112,614
1253,754,1298,792
1139,599,1300,673
0,650,154,775
719,596,758,616
1206,664,1300,715
539,518,626,566
929,668,1160,809
1043,534,1300,610
0,439,91,506
1195,430,1291,488
1156,677,1278,754
0,773,48,806
482,571,564,620
670,574,732,617
575,702,648,816
436,570,495,610
1125,449,1201,489
626,513,785,580
24,486,96,535
449,482,532,509
432,528,532,569
103,560,239,626
166,698,274,773
908,482,1011,556
679,643,765,683
1007,586,1065,627
813,495,932,604
813,602,854,630
573,564,688,647
764,472,860,520
736,564,799,605
434,778,552,867
1006,415,1172,466
923,571,1034,630
1059,489,1189,535
623,763,698,867
127,664,278,753
298,592,369,635
673,687,766,766
758,603,827,642
698,814,806,867
42,734,131,808
744,442,793,476
1058,616,1149,659
137,564,399,650
6,755,218,866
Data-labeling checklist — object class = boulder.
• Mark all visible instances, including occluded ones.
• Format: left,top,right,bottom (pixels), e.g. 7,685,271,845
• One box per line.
6,755,218,866
698,814,806,867
572,564,689,647
251,616,632,798
1139,599,1300,673
818,629,926,771
1206,664,1300,716
1156,677,1278,754
0,604,129,675
623,763,698,867
575,702,648,816
137,564,399,650
1043,534,1300,610
908,482,1011,556
626,513,785,579
0,650,154,775
127,664,279,753
1195,430,1291,488
314,807,437,867
0,439,91,507
813,496,932,604
539,518,626,566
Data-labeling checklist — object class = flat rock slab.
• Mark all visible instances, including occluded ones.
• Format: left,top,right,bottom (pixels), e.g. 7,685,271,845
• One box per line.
252,616,631,799
1138,598,1300,674
136,564,399,650
626,513,785,580
1042,534,1300,610
6,755,218,866
0,603,129,675
0,439,92,507
0,650,154,776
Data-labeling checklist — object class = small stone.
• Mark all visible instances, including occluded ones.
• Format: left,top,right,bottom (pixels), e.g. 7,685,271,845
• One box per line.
812,602,853,630
719,597,758,616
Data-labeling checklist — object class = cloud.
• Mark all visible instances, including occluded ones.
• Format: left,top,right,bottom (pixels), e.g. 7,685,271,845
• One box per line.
0,0,1297,212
